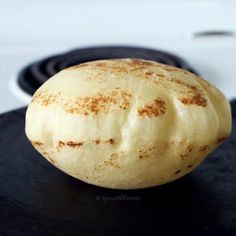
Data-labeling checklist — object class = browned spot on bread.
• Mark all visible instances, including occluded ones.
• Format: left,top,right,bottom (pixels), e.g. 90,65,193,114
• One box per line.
170,78,196,90
64,88,131,115
129,59,154,67
66,141,83,148
57,140,83,149
94,139,100,144
111,153,118,158
95,62,106,67
88,60,128,73
130,66,147,72
111,89,118,96
104,154,120,168
48,157,55,164
31,141,43,146
31,91,58,106
65,94,113,115
58,141,65,147
180,144,194,160
199,145,209,152
174,170,182,175
164,67,179,72
145,71,153,76
188,164,193,168
75,173,89,179
217,137,226,144
155,73,165,78
138,144,169,158
108,138,115,145
121,90,132,98
93,138,115,145
181,94,207,107
138,148,151,159
104,138,115,145
138,97,166,118
31,91,44,103
186,145,193,153
112,65,129,73
169,78,207,107
120,90,132,110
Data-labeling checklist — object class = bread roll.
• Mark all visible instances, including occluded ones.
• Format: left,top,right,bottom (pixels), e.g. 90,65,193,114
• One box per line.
25,59,231,189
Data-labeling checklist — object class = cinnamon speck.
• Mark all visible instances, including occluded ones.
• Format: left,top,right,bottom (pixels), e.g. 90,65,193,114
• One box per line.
199,145,209,152
31,91,58,106
104,154,120,168
170,78,207,107
174,170,181,175
31,141,43,146
217,137,226,144
138,97,166,118
66,141,83,148
64,88,131,115
181,94,207,107
145,72,153,76
57,140,83,149
58,141,65,147
111,153,118,158
108,138,115,145
94,139,100,144
130,59,153,67
48,157,55,164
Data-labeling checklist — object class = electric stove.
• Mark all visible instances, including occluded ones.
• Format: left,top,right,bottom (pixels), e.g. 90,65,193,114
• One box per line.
1,1,236,235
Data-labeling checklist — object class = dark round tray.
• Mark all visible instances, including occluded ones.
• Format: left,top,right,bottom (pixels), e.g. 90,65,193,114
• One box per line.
0,102,236,236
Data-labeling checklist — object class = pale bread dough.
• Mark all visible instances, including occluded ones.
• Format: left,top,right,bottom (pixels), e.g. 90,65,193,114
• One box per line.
25,59,231,189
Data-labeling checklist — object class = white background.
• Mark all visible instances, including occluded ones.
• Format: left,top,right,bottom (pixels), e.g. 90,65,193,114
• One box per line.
0,0,236,113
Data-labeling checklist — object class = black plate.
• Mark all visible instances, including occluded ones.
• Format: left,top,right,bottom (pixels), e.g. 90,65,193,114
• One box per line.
0,102,236,236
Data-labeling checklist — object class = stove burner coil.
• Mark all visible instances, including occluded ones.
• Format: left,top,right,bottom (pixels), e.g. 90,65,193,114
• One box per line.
17,46,198,95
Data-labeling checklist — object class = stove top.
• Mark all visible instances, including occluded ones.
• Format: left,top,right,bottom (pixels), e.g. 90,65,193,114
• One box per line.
1,1,236,114
17,46,198,96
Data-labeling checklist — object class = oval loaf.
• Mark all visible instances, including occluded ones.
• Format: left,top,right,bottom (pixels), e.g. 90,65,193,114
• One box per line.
25,59,232,189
